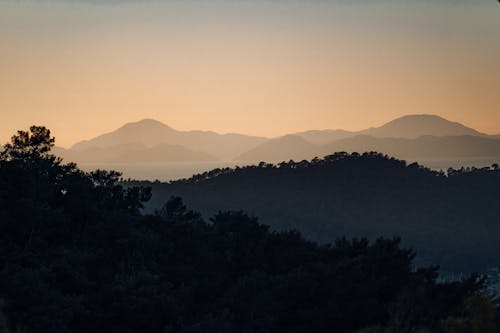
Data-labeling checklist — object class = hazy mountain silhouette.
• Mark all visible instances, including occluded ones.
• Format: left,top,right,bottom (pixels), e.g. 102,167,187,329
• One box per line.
62,142,215,163
293,129,355,145
71,119,266,160
59,115,499,165
293,114,486,144
113,144,216,162
358,114,486,138
235,135,318,162
71,119,177,150
237,134,500,164
321,135,500,159
238,115,499,163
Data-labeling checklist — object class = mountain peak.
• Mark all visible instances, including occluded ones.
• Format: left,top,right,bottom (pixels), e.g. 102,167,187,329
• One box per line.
362,114,484,139
70,118,266,158
71,119,177,151
387,114,452,124
235,134,317,162
120,118,173,131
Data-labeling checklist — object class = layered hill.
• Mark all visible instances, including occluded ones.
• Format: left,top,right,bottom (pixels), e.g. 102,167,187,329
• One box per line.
292,129,355,145
291,114,487,145
358,114,486,138
238,115,500,162
71,119,266,160
62,143,216,163
321,135,500,159
235,135,318,162
41,114,500,168
236,134,500,163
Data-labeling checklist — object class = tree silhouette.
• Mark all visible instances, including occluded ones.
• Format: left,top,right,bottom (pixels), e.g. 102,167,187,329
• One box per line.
1,126,55,161
0,127,498,332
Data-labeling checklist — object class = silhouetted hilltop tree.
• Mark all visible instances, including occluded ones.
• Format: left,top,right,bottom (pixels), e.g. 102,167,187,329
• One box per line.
0,127,498,332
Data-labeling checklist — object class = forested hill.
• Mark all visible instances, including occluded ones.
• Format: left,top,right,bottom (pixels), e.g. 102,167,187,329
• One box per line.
1,127,499,332
132,152,500,273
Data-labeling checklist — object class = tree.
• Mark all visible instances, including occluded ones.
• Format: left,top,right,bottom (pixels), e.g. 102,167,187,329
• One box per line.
156,196,201,222
0,126,55,161
1,126,499,333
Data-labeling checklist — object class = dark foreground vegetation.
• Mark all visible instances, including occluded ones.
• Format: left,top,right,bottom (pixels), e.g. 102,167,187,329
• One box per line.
134,152,500,273
0,127,499,332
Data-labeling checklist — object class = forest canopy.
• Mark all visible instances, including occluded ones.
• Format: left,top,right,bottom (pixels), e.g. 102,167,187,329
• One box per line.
0,126,498,333
131,151,500,273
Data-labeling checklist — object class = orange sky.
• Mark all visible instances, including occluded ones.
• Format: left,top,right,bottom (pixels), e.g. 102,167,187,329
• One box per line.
1,1,500,147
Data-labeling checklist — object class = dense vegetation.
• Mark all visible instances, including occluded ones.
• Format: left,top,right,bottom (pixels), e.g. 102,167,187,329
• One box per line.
133,153,500,273
0,127,499,332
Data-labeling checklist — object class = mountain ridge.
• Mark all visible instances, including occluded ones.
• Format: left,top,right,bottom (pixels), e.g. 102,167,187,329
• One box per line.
237,114,498,162
57,114,500,165
62,142,216,164
359,114,486,138
293,114,487,145
322,134,500,159
71,119,267,159
235,135,318,162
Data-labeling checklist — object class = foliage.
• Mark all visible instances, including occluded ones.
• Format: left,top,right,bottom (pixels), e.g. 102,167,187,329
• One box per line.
133,152,500,272
0,127,498,332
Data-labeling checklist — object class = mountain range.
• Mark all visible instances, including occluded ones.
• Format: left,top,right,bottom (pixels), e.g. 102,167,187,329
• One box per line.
29,114,500,166
71,118,266,160
293,114,486,145
57,143,216,164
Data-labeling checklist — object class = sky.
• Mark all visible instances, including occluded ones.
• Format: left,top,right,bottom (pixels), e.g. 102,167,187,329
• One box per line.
1,0,500,148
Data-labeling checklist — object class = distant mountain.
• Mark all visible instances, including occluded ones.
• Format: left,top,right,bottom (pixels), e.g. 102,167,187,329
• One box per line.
235,135,317,162
71,119,177,151
71,119,266,160
113,144,216,163
293,129,355,145
63,114,497,166
359,114,486,138
322,135,500,159
237,134,500,163
294,114,486,144
238,115,497,163
61,142,215,163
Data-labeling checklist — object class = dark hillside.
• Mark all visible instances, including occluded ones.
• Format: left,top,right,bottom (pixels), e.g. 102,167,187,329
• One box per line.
2,127,498,332
135,153,500,273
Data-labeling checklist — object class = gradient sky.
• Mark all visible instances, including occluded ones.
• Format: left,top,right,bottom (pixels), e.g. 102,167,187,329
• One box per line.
1,0,500,147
